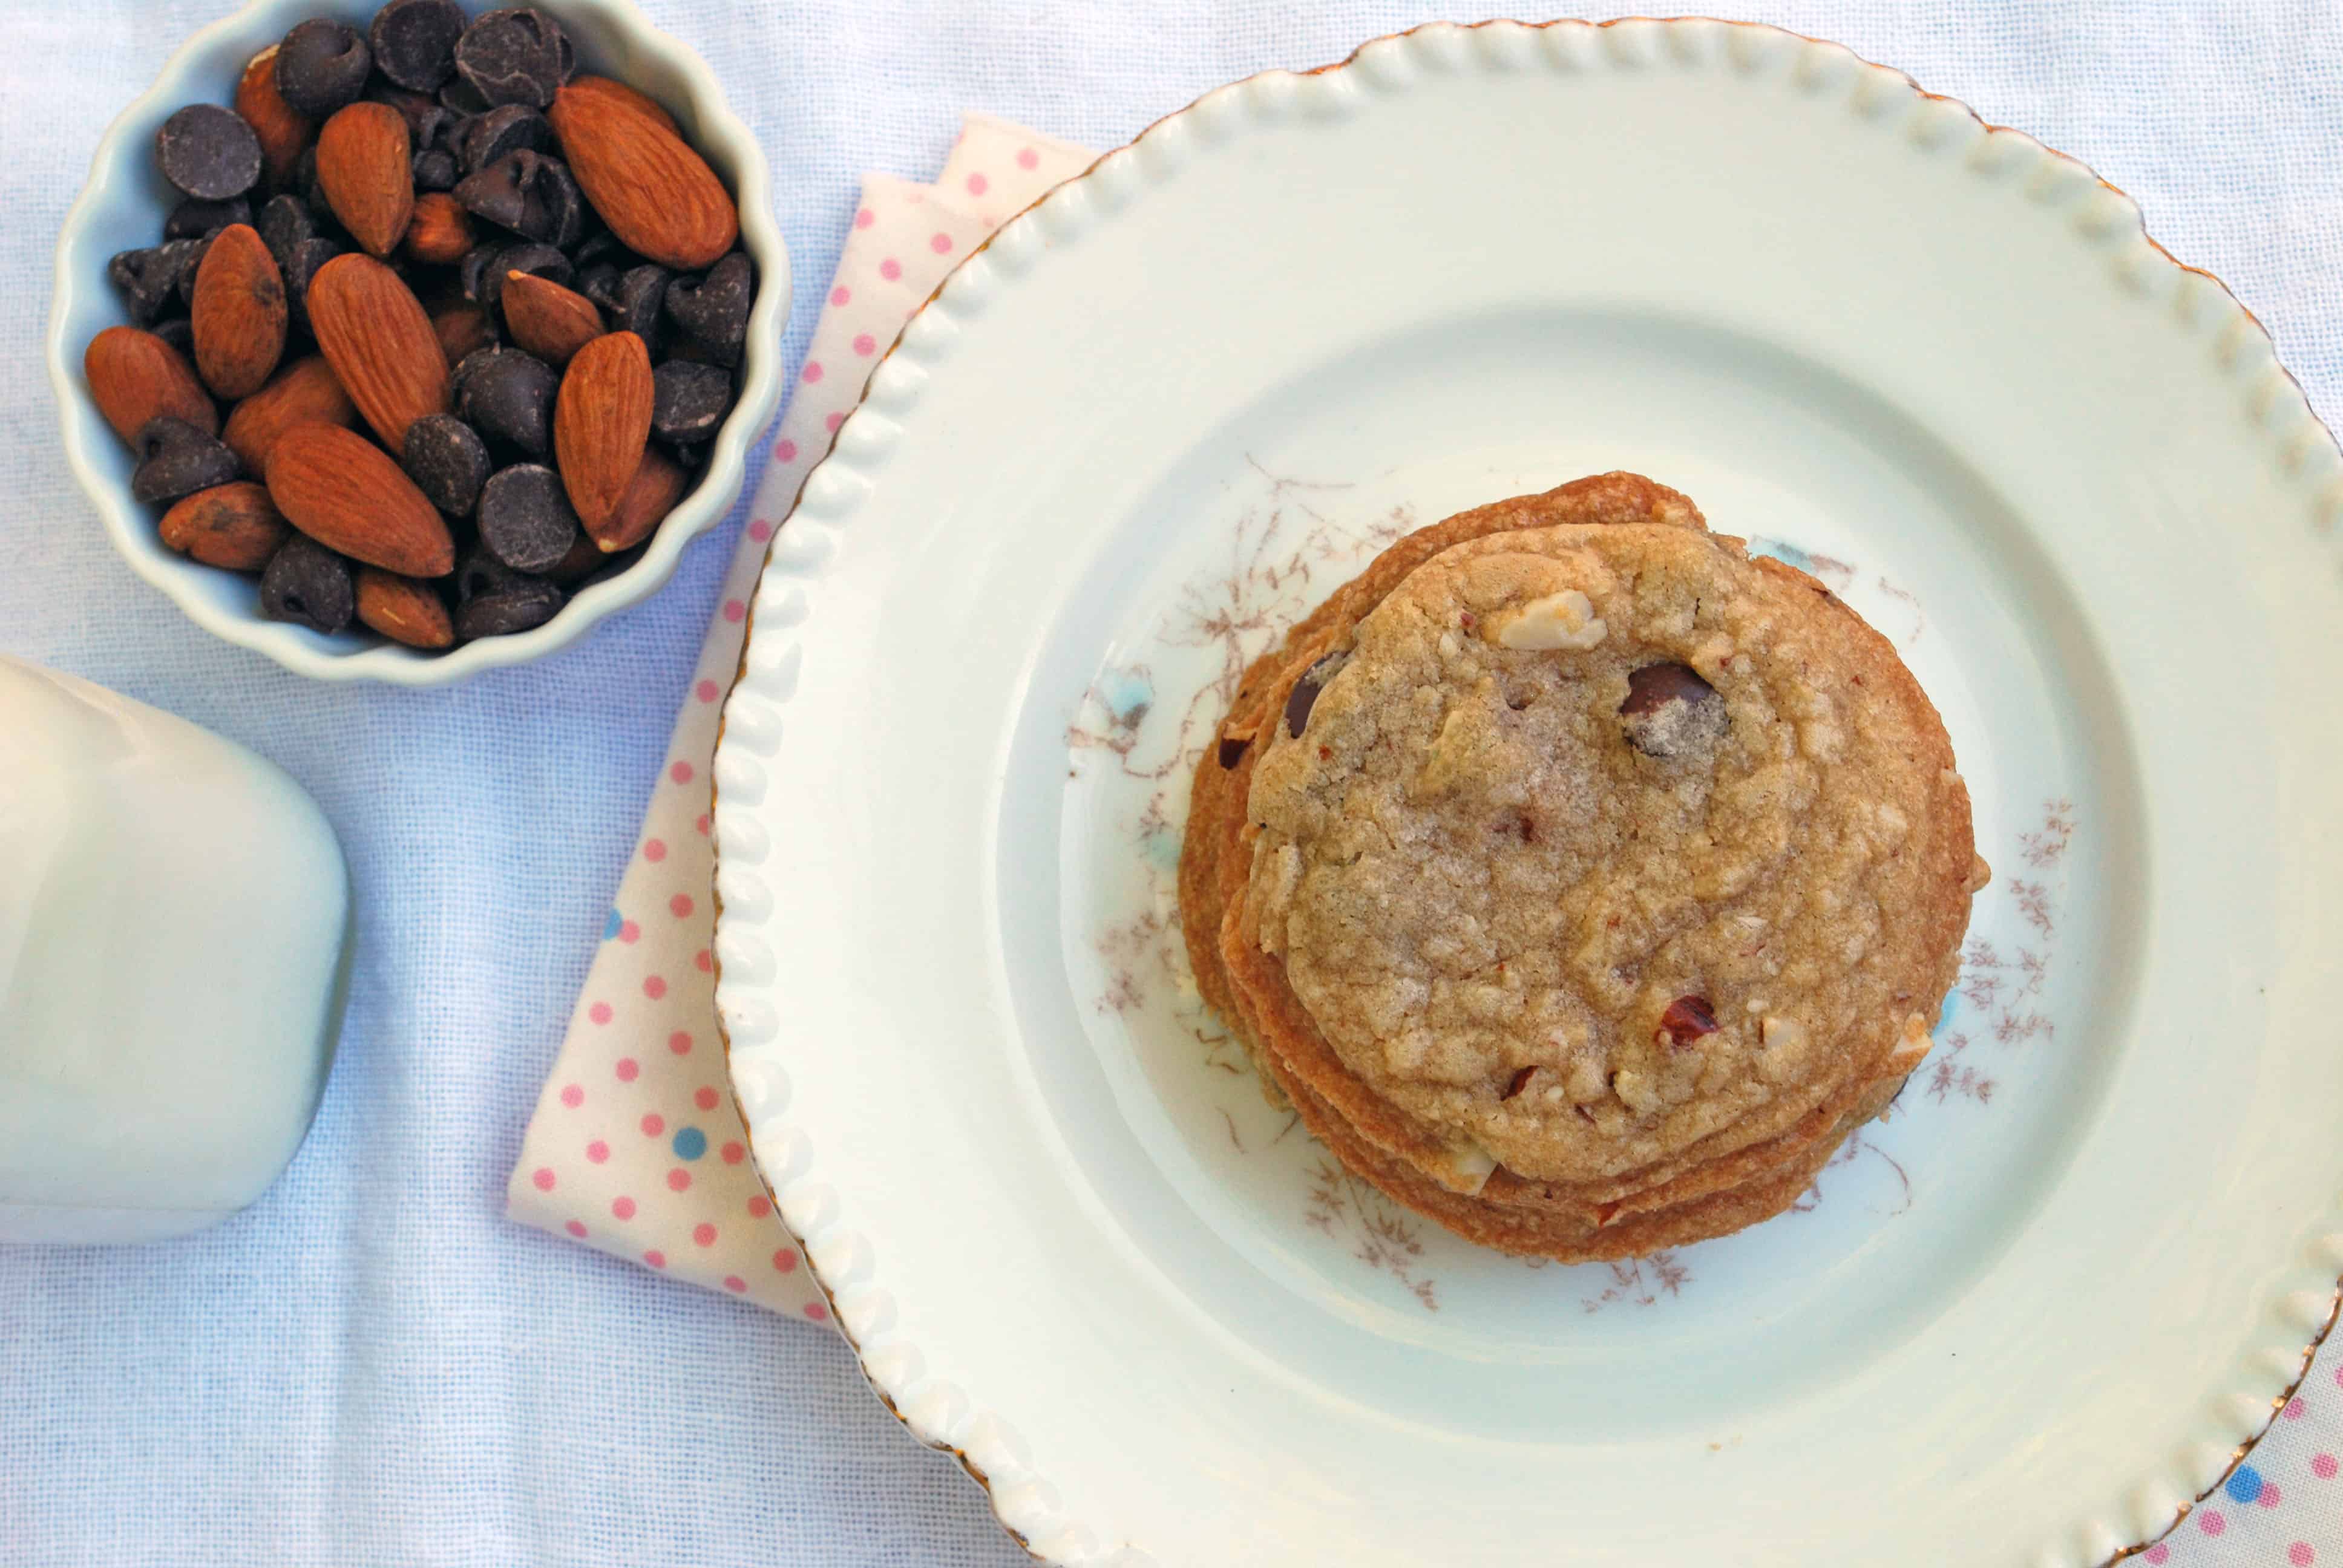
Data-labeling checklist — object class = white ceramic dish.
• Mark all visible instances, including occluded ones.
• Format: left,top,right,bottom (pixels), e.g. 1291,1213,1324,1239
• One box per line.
715,20,2343,1566
45,0,788,684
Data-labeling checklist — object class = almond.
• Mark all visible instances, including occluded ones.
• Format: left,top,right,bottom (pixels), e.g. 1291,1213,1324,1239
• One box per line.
189,223,287,400
589,445,687,554
502,270,602,366
221,355,357,477
158,482,290,570
547,77,737,270
429,301,497,367
355,568,455,649
84,325,217,445
268,423,454,577
315,101,414,258
307,253,450,454
552,331,653,535
402,192,474,267
582,76,678,135
235,47,313,191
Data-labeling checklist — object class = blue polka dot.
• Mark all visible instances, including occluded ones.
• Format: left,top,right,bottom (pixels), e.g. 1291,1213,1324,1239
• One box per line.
603,909,623,941
671,1127,707,1161
2227,1465,2264,1503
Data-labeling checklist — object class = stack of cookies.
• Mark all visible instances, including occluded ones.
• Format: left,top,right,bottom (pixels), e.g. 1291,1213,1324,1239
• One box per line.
1179,472,1988,1261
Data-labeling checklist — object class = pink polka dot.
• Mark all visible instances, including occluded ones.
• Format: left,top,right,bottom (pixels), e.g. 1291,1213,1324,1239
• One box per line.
854,207,874,230
643,975,667,1001
853,333,876,356
615,1057,640,1083
2287,1396,2307,1420
695,949,712,973
721,600,744,624
801,360,824,384
929,232,952,255
721,1141,746,1164
696,679,720,703
586,1140,609,1165
2261,1483,2284,1508
2199,1508,2226,1535
723,1276,747,1294
695,814,710,836
2332,1366,2342,1390
559,1083,583,1108
966,172,988,195
670,893,694,918
531,1167,555,1192
748,518,772,541
824,411,842,433
2313,1452,2336,1479
641,1112,665,1137
695,1086,719,1111
589,1001,613,1025
644,1249,666,1269
645,837,669,861
803,1301,827,1321
773,1248,798,1273
668,1168,692,1192
2293,1543,2316,1567
747,1195,770,1218
879,257,901,281
774,437,796,462
668,1030,693,1055
830,284,851,306
611,1195,635,1220
618,920,639,944
1017,147,1038,170
2144,1546,2169,1565
693,1223,716,1247
669,760,695,785
564,1220,587,1238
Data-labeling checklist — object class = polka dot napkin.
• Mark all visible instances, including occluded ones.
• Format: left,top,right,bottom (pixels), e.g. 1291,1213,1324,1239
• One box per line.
506,114,1096,1321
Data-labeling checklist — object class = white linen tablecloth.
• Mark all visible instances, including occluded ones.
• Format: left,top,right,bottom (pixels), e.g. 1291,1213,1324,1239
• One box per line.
3,3,2341,1564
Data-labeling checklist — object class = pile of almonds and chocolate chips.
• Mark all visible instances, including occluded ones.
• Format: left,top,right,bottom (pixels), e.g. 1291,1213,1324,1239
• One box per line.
86,1,754,650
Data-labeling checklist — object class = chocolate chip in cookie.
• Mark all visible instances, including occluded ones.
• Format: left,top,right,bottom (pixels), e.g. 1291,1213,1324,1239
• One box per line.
1619,661,1726,758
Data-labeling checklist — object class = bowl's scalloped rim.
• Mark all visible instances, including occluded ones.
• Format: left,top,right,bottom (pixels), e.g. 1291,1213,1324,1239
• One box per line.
712,18,2343,1567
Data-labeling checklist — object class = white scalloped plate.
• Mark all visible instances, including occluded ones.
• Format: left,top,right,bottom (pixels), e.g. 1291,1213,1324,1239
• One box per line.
715,20,2343,1566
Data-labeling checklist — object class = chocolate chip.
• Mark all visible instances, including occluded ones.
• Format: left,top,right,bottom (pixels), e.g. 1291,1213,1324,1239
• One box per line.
260,535,355,633
131,417,239,505
453,150,582,247
1619,662,1728,759
173,234,215,309
439,74,492,117
1657,995,1719,1050
367,85,456,153
667,440,707,471
152,317,195,358
401,413,492,517
477,463,580,570
154,105,262,201
281,237,342,336
108,240,203,324
411,147,459,192
256,195,316,270
370,0,467,91
453,103,551,175
572,229,636,273
460,240,568,315
1283,651,1346,739
454,7,572,109
1500,1067,1536,1101
663,253,752,368
292,145,332,219
165,195,251,241
274,19,373,119
454,547,525,603
454,345,558,455
605,263,668,342
453,575,564,638
649,359,733,445
1216,735,1250,769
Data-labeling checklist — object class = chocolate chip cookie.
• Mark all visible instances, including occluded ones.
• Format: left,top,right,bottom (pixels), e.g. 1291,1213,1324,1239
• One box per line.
1179,472,1987,1261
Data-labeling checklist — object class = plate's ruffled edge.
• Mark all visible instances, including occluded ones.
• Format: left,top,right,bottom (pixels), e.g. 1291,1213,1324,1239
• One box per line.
707,19,2343,1567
